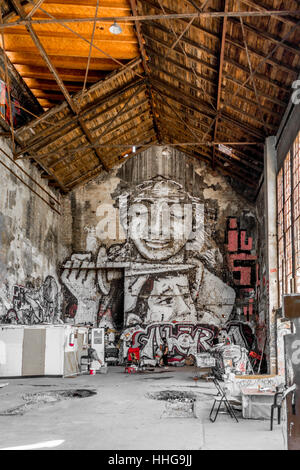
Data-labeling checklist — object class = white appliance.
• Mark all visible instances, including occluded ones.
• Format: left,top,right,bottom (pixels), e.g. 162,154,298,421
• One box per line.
90,328,105,364
0,324,88,377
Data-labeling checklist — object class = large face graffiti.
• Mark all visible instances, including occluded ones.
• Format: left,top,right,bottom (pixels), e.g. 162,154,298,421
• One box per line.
126,272,198,326
61,176,237,363
125,179,197,261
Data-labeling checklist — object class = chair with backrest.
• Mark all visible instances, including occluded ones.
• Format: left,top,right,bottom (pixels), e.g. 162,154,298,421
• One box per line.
270,383,296,430
209,376,240,423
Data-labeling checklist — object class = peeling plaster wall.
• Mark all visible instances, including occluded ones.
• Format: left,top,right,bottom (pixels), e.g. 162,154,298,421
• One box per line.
255,184,268,356
61,146,264,366
0,137,64,324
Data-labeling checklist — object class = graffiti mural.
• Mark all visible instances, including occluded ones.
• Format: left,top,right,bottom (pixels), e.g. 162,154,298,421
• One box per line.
120,323,218,366
225,217,257,321
0,276,62,325
223,321,255,351
60,176,240,363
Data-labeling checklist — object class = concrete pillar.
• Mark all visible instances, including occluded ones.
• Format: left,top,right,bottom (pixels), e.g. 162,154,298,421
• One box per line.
264,136,279,374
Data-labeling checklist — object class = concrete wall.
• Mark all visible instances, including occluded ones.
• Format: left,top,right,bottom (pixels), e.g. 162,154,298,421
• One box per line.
0,137,64,325
60,146,262,365
255,184,268,361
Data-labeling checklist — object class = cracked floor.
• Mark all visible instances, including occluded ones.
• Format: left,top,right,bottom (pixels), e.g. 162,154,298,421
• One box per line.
0,367,284,450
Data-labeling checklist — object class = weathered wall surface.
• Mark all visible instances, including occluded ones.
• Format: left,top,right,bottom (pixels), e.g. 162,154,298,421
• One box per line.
60,146,262,365
255,184,268,358
0,137,64,325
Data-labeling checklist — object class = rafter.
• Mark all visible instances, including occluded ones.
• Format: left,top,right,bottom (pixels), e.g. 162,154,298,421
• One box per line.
61,122,156,184
1,9,299,30
150,76,266,140
129,0,161,142
47,107,150,167
24,0,144,80
8,0,112,176
212,0,228,169
143,0,299,75
16,78,145,157
142,19,294,94
149,52,282,119
229,16,300,57
241,0,299,27
40,117,155,166
223,18,300,114
25,0,46,20
238,6,269,136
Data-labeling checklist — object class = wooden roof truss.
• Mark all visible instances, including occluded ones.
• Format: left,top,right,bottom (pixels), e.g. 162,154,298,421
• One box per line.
0,0,298,199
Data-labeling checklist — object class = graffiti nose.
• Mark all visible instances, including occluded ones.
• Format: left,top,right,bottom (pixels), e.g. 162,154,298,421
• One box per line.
150,203,170,239
151,207,163,238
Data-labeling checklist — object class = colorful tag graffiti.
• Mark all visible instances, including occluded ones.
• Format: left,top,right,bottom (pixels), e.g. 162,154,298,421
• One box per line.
1,276,61,325
226,217,258,320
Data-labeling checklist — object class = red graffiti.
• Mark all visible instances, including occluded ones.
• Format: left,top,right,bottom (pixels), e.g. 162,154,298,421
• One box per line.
226,217,258,320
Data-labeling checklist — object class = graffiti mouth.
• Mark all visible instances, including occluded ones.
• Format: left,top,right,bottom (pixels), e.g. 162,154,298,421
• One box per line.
0,389,97,416
143,240,172,248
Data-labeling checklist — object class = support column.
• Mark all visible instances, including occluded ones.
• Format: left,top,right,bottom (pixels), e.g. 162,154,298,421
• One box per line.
264,136,278,374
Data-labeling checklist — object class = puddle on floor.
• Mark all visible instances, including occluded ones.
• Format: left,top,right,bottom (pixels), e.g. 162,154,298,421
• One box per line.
147,390,197,401
147,390,197,418
0,389,97,416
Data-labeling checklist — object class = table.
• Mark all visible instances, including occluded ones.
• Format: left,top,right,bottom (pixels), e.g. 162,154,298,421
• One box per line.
241,387,275,420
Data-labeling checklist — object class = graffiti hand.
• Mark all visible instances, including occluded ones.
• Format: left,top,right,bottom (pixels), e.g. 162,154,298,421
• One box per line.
61,258,101,324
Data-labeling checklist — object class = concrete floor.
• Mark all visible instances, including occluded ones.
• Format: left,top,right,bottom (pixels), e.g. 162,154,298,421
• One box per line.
0,366,285,450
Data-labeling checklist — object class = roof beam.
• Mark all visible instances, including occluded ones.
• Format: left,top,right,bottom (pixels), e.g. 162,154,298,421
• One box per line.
152,81,265,141
129,0,161,142
62,122,155,185
8,0,76,112
229,16,300,57
47,106,150,167
241,0,299,27
2,10,300,29
157,122,262,176
150,76,215,119
212,0,228,169
16,57,142,133
142,18,293,94
16,78,145,156
142,30,291,107
8,0,111,173
141,0,300,72
25,0,45,20
150,76,266,139
149,52,282,119
222,18,300,116
238,7,269,136
41,117,155,167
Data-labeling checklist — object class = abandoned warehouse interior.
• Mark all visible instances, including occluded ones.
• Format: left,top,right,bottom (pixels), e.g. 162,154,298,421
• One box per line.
0,0,300,451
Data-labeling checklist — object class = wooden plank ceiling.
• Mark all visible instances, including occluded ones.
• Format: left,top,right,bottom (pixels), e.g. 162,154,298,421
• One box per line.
2,0,140,109
1,0,299,199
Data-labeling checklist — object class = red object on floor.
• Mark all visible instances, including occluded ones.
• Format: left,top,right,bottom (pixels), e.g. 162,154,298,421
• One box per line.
125,366,138,374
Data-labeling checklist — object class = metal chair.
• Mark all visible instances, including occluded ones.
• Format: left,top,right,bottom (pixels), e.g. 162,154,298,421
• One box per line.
270,383,296,431
209,377,239,423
